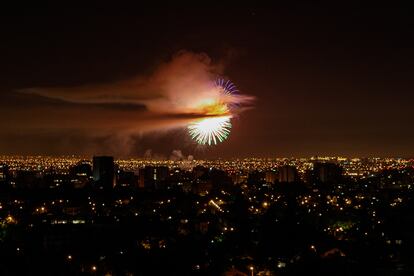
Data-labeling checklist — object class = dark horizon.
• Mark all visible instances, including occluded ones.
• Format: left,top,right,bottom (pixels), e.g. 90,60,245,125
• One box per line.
1,4,413,157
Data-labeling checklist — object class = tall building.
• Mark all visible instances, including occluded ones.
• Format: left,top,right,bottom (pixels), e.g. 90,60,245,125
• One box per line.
138,166,169,189
278,165,298,183
117,170,138,188
71,161,92,178
0,164,10,189
265,171,277,184
247,171,265,185
15,170,39,189
70,160,92,189
0,164,10,186
312,162,343,183
93,156,116,189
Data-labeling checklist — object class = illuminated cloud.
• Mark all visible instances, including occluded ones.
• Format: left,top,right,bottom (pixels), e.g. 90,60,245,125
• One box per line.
1,51,255,154
21,51,254,120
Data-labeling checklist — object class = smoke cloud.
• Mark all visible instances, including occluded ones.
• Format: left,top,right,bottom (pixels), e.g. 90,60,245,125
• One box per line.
21,51,253,119
1,51,255,155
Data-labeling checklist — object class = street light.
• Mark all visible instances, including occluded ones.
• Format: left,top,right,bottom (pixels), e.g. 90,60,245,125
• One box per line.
249,266,254,276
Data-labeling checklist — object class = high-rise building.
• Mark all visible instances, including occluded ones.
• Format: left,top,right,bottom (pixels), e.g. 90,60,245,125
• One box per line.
312,162,343,183
70,160,92,189
138,166,169,189
0,164,10,189
247,171,265,185
117,170,138,188
71,161,92,178
93,156,116,189
278,165,298,183
265,171,277,184
0,164,10,186
15,170,39,189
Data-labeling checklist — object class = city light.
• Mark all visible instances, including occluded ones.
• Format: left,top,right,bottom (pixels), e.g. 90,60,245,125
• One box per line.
0,155,413,274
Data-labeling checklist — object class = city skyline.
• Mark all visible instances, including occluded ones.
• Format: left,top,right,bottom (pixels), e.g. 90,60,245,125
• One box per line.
1,152,413,274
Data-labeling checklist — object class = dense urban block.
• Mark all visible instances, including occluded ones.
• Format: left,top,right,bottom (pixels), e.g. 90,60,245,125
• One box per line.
1,156,414,275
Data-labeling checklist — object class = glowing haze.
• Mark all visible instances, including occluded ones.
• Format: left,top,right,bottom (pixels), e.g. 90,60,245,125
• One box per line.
5,51,254,153
187,78,241,145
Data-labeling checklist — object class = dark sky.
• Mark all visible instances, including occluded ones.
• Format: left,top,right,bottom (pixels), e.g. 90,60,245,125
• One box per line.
1,4,414,158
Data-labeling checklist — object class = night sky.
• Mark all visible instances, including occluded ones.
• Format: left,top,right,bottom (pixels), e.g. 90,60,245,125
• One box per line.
1,5,413,158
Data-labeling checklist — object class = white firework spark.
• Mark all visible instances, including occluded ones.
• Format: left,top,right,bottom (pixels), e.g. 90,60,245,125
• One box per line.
188,116,232,145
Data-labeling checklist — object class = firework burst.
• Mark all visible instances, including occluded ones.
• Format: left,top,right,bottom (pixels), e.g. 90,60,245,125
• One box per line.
215,78,239,95
188,115,232,145
188,78,239,145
